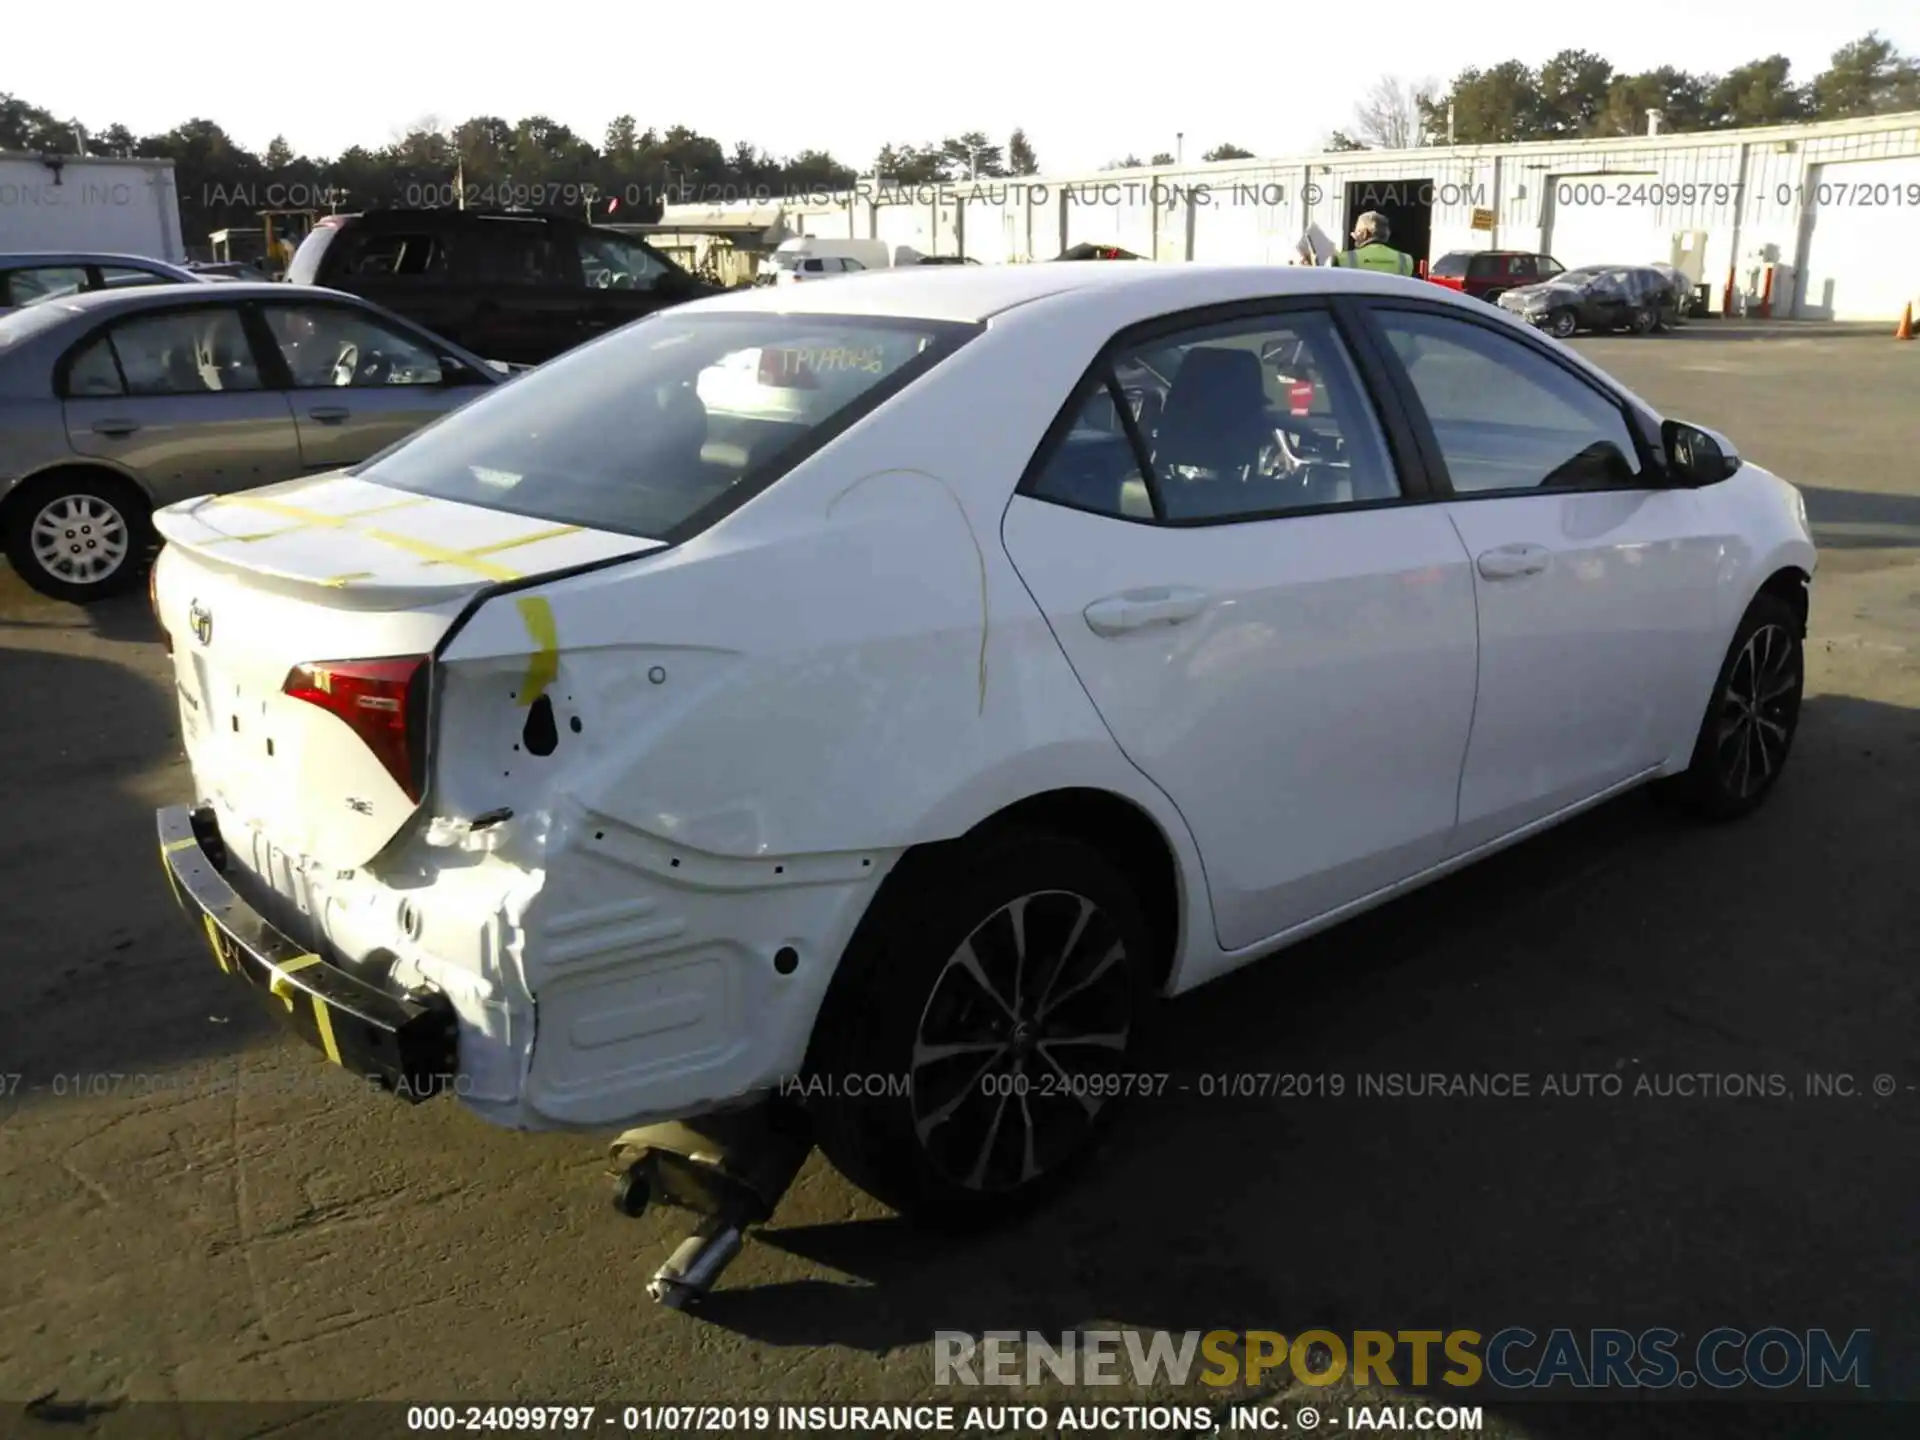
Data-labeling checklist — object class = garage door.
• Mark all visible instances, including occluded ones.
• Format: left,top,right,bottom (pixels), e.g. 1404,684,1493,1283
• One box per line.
1542,175,1666,269
1796,156,1920,321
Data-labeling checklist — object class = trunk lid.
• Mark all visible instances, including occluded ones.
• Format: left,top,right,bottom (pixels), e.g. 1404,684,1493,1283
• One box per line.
153,470,661,869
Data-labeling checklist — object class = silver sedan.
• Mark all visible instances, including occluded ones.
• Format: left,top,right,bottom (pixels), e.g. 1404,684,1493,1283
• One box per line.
0,282,502,602
0,251,209,317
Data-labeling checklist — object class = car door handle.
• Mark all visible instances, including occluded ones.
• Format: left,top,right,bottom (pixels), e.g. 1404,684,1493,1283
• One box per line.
307,406,350,423
1083,586,1212,637
1475,544,1552,580
90,418,139,437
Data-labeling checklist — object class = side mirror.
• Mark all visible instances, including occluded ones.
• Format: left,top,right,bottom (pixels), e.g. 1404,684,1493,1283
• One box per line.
1661,419,1742,487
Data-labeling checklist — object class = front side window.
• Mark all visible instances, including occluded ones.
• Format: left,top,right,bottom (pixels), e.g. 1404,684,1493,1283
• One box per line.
262,305,444,387
102,309,264,395
1029,308,1400,522
357,312,976,538
577,231,670,290
1373,308,1643,495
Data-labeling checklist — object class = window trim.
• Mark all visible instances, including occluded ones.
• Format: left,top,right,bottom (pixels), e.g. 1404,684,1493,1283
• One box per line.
243,298,464,393
1015,295,1440,530
53,299,269,400
1351,296,1669,502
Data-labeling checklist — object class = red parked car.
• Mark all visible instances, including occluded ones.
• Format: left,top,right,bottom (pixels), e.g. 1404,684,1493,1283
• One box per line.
1428,250,1565,304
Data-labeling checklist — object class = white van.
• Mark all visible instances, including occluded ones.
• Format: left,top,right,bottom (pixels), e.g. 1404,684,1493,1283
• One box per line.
757,237,918,286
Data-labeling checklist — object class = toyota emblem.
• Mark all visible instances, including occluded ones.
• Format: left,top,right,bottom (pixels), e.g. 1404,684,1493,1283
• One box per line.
188,600,213,646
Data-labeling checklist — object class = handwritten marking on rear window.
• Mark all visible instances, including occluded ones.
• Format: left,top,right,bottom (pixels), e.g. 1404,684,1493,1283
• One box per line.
770,346,886,377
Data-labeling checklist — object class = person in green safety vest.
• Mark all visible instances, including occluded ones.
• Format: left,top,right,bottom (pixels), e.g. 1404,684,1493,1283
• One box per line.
1331,211,1416,276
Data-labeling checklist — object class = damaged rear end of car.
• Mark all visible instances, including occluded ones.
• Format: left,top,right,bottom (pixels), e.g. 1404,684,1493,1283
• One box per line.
153,302,985,1131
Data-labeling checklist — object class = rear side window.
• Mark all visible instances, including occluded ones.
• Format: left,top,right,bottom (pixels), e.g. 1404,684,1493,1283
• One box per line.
6,265,90,306
321,227,451,280
66,336,125,395
1430,254,1471,279
356,313,979,539
105,309,265,395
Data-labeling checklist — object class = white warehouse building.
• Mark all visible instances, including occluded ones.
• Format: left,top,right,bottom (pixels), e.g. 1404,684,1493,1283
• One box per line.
780,111,1920,322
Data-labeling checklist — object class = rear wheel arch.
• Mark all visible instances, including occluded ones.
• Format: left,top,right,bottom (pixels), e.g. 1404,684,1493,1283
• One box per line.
963,788,1183,993
809,786,1185,1063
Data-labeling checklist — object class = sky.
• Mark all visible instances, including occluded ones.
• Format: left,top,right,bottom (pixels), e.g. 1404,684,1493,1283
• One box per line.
14,0,1918,175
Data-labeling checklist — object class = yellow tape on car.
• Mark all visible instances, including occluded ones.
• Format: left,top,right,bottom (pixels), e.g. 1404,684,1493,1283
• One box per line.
515,596,559,705
362,530,524,581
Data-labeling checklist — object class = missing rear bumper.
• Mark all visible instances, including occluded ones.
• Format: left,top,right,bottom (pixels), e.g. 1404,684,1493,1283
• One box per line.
156,803,458,1100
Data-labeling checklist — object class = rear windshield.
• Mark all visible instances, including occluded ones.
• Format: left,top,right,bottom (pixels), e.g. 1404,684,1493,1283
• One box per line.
355,311,978,540
1429,253,1471,279
286,223,342,285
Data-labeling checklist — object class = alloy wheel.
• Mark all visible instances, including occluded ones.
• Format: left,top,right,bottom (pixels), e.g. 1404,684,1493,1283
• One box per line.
1550,311,1577,338
908,890,1133,1192
30,493,130,587
1715,622,1799,799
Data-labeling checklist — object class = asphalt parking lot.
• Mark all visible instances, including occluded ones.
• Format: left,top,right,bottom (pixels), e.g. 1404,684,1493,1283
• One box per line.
2,321,1916,1437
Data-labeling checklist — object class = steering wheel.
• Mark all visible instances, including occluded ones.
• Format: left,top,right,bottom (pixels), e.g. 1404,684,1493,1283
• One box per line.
1260,428,1309,479
329,343,360,387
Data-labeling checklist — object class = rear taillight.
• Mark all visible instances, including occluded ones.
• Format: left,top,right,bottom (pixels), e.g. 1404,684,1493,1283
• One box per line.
757,348,819,389
284,656,430,801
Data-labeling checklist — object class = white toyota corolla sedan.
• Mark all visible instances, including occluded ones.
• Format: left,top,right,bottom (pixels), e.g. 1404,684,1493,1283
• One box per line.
152,262,1815,1228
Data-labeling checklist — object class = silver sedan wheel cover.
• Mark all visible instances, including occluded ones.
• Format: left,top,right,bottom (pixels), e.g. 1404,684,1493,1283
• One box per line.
909,890,1133,1193
30,493,130,586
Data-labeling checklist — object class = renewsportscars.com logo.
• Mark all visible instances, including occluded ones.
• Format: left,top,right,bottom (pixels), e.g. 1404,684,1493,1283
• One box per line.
934,1328,1874,1392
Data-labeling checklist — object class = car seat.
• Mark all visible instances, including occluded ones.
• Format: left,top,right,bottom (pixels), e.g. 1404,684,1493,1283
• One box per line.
1151,347,1269,518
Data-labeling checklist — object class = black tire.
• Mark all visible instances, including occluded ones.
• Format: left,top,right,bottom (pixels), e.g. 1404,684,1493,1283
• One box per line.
1627,305,1657,335
805,827,1157,1229
1663,592,1804,821
1548,309,1578,338
3,470,152,603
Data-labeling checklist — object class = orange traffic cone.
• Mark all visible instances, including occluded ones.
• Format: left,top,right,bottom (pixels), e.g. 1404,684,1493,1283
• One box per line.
1897,302,1914,341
